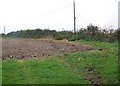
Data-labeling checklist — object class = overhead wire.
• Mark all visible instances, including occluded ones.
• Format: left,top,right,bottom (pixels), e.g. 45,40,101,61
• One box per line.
40,3,72,17
28,2,73,22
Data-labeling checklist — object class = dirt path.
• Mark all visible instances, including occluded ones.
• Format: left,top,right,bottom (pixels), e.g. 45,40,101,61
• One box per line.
2,38,95,60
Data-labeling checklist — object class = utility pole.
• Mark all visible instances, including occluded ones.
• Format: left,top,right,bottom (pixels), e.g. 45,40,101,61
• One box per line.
4,26,6,34
118,1,120,29
73,0,76,33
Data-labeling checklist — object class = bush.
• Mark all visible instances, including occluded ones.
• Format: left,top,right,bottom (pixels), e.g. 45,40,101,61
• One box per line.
6,26,118,43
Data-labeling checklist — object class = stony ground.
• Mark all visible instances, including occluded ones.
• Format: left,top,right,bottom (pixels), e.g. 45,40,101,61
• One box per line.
2,38,95,60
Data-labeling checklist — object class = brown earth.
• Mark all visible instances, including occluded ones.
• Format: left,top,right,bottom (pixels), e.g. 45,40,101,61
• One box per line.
2,38,95,60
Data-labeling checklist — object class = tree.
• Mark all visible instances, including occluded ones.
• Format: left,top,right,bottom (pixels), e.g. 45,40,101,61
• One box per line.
87,24,99,33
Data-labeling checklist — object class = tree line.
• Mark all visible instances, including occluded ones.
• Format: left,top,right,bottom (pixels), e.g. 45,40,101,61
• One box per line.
3,24,118,43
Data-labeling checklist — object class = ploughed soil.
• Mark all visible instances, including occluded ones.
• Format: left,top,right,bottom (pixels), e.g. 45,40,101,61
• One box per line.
2,38,95,60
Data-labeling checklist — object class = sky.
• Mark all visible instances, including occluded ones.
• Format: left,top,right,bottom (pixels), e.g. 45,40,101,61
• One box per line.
0,0,119,34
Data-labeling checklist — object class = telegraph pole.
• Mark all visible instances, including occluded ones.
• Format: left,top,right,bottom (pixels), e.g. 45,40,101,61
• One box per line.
118,1,120,29
4,26,6,34
73,0,76,33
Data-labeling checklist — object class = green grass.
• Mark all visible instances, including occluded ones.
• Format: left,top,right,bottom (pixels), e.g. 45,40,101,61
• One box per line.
57,51,118,84
2,59,88,84
2,40,118,84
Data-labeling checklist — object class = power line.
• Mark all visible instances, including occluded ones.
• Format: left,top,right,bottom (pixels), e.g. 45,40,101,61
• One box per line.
40,3,72,17
23,2,72,25
8,2,73,32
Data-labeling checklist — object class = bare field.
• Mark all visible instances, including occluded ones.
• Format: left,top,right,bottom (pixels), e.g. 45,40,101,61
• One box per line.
2,38,95,60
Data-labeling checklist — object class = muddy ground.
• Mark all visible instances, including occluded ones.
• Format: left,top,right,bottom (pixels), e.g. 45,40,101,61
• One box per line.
2,38,95,60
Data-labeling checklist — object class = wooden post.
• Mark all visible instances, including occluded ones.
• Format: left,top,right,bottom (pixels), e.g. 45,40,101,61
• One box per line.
118,1,120,29
4,26,6,34
73,0,76,33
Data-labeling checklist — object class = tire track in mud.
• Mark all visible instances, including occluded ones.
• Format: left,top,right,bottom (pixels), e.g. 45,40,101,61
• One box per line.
54,55,103,85
84,64,102,85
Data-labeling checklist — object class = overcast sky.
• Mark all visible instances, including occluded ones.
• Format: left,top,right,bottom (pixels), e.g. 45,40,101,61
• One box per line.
0,0,119,33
